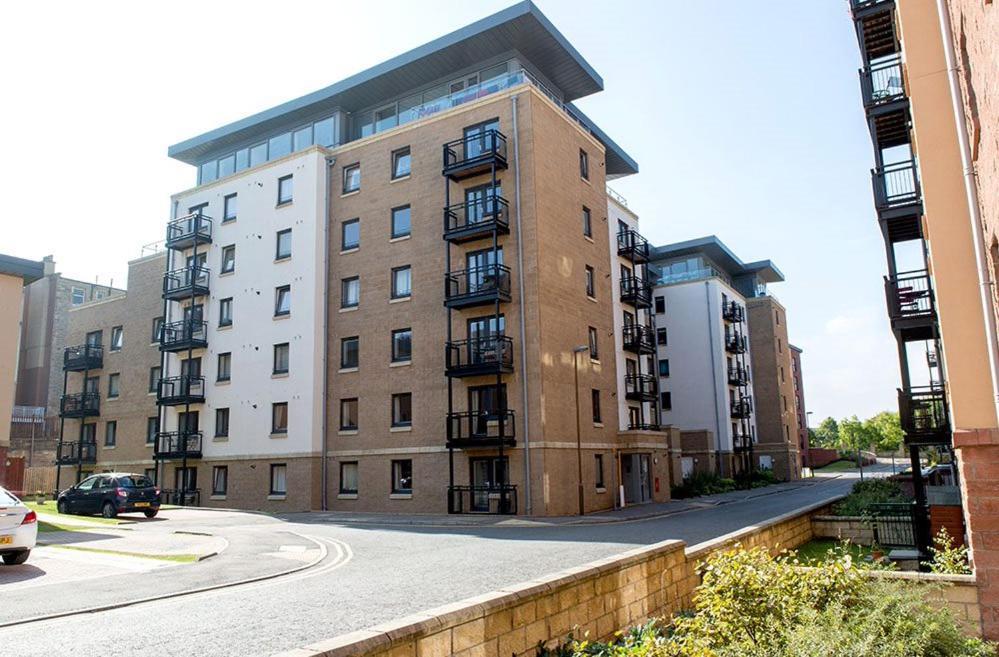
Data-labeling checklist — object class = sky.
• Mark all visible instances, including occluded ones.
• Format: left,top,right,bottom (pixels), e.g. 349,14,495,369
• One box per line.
0,0,899,424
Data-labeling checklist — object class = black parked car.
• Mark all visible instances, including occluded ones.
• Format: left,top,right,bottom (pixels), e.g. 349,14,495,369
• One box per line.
57,472,161,518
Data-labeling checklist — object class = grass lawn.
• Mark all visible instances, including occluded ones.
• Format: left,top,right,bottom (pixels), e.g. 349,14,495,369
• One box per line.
794,539,875,564
25,500,121,526
45,544,199,563
816,459,862,473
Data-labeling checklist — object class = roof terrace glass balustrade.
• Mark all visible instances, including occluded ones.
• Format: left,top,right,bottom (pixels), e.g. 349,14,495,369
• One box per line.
622,323,655,354
166,213,213,250
657,265,729,287
63,344,103,371
162,265,210,301
59,392,100,418
898,385,950,446
620,275,652,309
624,373,656,402
56,439,97,465
159,320,208,352
155,431,204,460
444,264,512,309
445,336,514,378
617,229,650,263
444,194,510,243
156,375,205,406
446,410,516,448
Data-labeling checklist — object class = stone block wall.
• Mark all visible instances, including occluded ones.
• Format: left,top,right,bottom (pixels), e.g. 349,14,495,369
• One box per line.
811,515,876,545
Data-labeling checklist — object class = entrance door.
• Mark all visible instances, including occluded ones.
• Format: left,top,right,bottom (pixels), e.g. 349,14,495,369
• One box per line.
469,456,507,512
638,454,651,502
463,119,499,159
622,454,653,505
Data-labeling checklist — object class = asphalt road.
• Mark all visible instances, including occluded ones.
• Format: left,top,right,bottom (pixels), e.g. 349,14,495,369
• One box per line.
0,472,871,657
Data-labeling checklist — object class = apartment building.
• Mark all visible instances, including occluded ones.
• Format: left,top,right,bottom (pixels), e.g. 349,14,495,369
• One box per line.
789,344,809,469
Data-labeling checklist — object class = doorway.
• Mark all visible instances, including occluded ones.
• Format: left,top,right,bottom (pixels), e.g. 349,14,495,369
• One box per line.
622,453,652,505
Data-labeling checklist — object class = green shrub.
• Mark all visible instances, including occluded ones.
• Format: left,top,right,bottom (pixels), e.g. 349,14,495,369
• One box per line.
833,479,910,516
671,472,737,499
925,527,972,575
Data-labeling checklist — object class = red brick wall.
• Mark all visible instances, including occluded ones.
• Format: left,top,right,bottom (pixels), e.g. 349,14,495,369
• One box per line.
931,504,968,549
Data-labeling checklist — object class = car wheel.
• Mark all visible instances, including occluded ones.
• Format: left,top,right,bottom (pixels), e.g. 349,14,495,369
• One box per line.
143,509,158,518
2,550,30,565
101,502,117,519
57,499,68,515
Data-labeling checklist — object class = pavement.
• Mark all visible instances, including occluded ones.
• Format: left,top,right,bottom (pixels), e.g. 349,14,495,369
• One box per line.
0,467,886,657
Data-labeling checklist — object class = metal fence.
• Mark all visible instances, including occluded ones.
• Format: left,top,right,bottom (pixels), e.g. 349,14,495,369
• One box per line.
866,502,917,547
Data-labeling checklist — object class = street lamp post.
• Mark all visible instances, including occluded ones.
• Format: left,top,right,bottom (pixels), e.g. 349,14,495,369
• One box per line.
572,345,589,516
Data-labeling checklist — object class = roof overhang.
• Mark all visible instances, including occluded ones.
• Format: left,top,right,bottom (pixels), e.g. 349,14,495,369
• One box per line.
0,254,45,284
651,235,784,282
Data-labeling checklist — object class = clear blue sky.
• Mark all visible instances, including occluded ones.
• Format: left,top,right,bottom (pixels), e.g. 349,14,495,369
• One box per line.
1,0,897,423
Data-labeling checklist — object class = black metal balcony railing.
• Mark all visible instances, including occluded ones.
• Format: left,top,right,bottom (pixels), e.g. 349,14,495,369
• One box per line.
885,270,935,323
860,55,905,108
625,373,657,402
446,410,516,447
448,484,517,514
56,440,97,465
731,397,753,419
159,488,201,506
444,264,512,309
443,195,510,242
442,130,508,179
155,431,203,459
159,320,208,352
627,422,662,432
728,365,750,386
445,336,514,377
59,392,100,418
63,344,103,371
722,301,745,323
156,375,205,406
725,333,747,354
733,433,753,451
163,266,210,300
850,0,892,11
617,229,650,263
898,385,950,444
872,160,920,210
166,213,213,249
620,275,652,309
622,323,655,354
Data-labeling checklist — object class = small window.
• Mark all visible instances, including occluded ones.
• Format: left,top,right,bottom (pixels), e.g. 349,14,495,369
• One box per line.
223,194,237,222
110,326,123,352
212,466,228,495
392,147,411,179
391,328,412,363
585,265,595,298
391,205,411,239
654,296,666,314
391,459,413,494
341,336,359,369
221,245,236,274
152,317,164,343
659,359,670,377
657,327,668,346
392,392,412,427
579,149,589,180
146,417,158,445
339,461,358,494
217,352,231,382
588,326,599,360
340,398,358,431
342,219,360,251
591,389,602,424
108,373,120,399
661,392,672,411
274,285,291,316
582,206,592,238
270,464,287,495
595,454,605,489
275,228,292,260
219,297,233,327
271,403,288,434
341,277,360,308
105,421,117,447
215,408,230,437
273,343,290,375
277,175,294,205
71,286,85,305
391,266,412,299
343,164,361,193
149,366,161,393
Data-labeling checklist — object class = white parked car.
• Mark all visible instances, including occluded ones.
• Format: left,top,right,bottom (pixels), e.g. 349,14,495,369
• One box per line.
0,487,37,565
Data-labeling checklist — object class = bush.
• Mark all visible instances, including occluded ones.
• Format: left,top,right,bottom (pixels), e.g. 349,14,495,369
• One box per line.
671,472,737,499
833,479,909,516
925,527,972,575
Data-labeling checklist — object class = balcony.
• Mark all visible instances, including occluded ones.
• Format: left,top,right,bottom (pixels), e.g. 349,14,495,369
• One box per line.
63,344,103,371
448,484,517,515
622,324,655,355
731,397,753,419
728,365,750,386
159,320,208,353
56,440,96,465
163,266,210,301
898,386,950,446
617,230,650,264
59,392,100,418
444,264,511,309
624,373,656,402
860,55,906,112
442,130,508,180
851,1,898,60
445,336,514,378
155,431,203,460
722,301,745,323
620,275,652,309
725,332,747,354
885,270,937,341
156,375,205,406
443,194,510,243
733,433,753,451
166,213,213,250
627,422,662,432
446,410,516,448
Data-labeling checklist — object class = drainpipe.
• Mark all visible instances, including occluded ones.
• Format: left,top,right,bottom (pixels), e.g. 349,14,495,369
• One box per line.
935,0,999,422
705,282,723,473
320,154,336,511
511,95,532,514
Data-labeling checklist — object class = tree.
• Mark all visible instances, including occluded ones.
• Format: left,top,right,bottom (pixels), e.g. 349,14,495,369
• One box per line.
865,411,904,454
812,417,840,448
839,415,876,474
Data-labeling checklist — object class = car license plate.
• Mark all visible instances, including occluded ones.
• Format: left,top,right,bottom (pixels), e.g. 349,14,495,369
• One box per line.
134,502,150,508
0,536,12,545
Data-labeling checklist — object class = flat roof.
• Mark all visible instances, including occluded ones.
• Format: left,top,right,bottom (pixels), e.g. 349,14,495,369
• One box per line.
0,254,44,284
651,235,784,283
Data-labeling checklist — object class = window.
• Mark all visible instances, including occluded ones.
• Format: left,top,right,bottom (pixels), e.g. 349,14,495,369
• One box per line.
293,125,312,151
277,175,293,205
391,205,411,239
274,285,291,316
585,265,595,298
110,326,123,352
273,228,293,260
591,389,602,424
146,417,158,445
582,206,592,238
595,454,605,489
342,219,360,251
108,373,120,398
215,408,230,438
391,460,413,494
221,245,236,274
661,392,672,411
340,398,358,431
217,353,231,382
81,423,96,445
270,133,292,159
219,297,233,327
775,310,781,325
343,164,360,193
588,326,599,360
212,466,228,496
71,286,85,305
340,337,359,369
149,366,161,393
273,343,290,375
392,147,411,179
392,393,412,427
659,359,670,377
391,328,412,363
391,266,411,299
341,277,360,308
272,402,288,434
579,149,589,180
340,461,358,494
269,464,287,495
223,194,237,222
152,317,164,343
105,421,117,447
657,327,668,346
654,296,666,314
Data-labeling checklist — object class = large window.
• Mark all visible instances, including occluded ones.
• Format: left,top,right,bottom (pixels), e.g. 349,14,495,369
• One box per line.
276,228,292,260
110,326,123,352
341,277,360,308
219,297,233,327
273,343,290,375
339,462,358,494
342,219,360,251
271,403,288,434
391,266,411,299
343,164,361,193
217,353,231,382
392,147,411,179
215,408,230,438
392,393,412,427
588,326,599,360
341,337,359,369
277,175,293,205
661,392,672,411
223,194,237,222
391,328,412,363
269,464,287,495
105,420,117,447
391,205,411,239
391,460,413,494
221,245,236,274
108,373,120,399
212,466,228,496
274,285,291,316
340,398,358,431
71,287,85,305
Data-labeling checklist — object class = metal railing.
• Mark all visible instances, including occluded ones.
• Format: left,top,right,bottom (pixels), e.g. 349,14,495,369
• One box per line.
56,440,97,464
157,375,205,404
448,484,517,514
63,343,103,370
443,130,507,171
722,301,745,323
872,160,921,209
155,431,203,459
166,212,213,247
624,373,656,400
725,332,747,354
159,488,201,507
622,323,655,354
731,397,753,419
885,269,935,321
159,320,208,350
446,410,516,444
627,422,661,432
620,275,652,307
728,365,750,386
444,195,510,236
860,55,905,107
617,229,650,262
866,502,917,547
163,265,210,297
59,392,100,416
444,264,512,302
898,385,950,440
445,336,514,373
